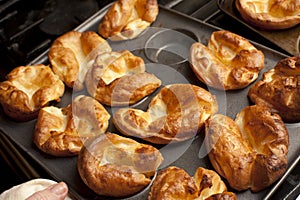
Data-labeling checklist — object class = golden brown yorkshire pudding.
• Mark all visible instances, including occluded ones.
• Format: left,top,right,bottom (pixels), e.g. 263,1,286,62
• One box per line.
85,50,161,106
148,166,237,200
248,56,300,122
113,84,218,144
33,95,110,156
193,167,237,200
0,64,64,122
190,30,264,90
98,0,159,40
48,31,111,90
148,166,199,200
235,0,300,30
205,105,289,192
77,132,163,197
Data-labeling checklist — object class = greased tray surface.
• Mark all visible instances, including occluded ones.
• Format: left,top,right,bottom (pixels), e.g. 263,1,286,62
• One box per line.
0,4,299,200
218,0,300,56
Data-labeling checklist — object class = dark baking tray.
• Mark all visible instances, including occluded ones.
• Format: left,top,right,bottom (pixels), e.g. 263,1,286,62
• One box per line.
1,3,300,200
217,0,300,56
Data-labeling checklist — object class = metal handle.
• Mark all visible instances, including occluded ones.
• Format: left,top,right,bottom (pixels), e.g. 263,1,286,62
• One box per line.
263,153,300,200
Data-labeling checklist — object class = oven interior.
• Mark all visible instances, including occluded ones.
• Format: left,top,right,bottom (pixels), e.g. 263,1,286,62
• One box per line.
0,0,298,199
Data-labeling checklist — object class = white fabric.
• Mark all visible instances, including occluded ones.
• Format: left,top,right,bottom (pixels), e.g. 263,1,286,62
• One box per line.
0,178,72,200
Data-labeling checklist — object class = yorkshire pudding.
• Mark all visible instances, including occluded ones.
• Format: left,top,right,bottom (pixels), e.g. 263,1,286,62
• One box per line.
113,84,218,144
235,0,300,30
85,50,161,106
148,166,199,200
48,31,111,90
148,166,237,200
205,105,289,192
0,64,64,122
77,132,163,197
190,30,264,90
248,56,300,122
98,0,159,40
33,95,110,156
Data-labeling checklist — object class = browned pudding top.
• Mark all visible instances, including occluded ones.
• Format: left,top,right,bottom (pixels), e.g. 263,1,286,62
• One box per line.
33,95,110,156
148,166,237,200
85,50,161,106
98,0,159,40
236,0,300,30
190,30,264,90
205,105,289,192
48,31,111,90
77,132,163,197
113,84,218,144
0,64,65,121
248,56,300,122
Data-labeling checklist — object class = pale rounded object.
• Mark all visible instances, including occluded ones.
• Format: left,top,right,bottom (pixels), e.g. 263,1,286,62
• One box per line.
113,84,218,144
236,0,300,30
148,166,237,200
148,166,199,200
193,167,229,200
98,0,159,40
48,31,111,90
33,95,110,156
248,56,300,122
0,178,72,200
77,132,163,197
205,105,289,192
85,50,161,106
0,64,65,121
190,30,264,90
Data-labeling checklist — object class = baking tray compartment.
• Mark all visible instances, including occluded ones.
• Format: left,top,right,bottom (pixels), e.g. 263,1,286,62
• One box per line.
0,3,299,200
144,28,198,65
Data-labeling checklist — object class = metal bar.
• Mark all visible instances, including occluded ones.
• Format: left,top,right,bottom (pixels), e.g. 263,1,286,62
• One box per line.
0,10,18,24
263,154,300,200
10,18,44,41
0,0,21,13
26,39,51,59
190,0,221,22
202,10,222,23
163,0,185,8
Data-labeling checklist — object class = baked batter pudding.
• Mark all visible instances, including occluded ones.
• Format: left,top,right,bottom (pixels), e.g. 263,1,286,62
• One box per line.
33,95,110,156
148,166,237,200
85,50,161,106
77,132,163,197
0,64,64,121
113,84,218,144
248,56,300,122
48,31,111,90
236,0,300,30
205,105,289,192
190,30,264,90
98,0,159,40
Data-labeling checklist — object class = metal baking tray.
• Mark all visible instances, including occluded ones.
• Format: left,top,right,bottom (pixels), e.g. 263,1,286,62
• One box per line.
1,3,299,200
217,0,300,56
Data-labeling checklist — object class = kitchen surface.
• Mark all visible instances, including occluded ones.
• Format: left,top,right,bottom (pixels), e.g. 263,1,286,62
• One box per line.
0,0,299,199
